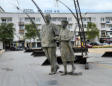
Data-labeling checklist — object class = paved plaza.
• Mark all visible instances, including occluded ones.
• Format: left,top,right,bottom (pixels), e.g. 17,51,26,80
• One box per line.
0,49,112,86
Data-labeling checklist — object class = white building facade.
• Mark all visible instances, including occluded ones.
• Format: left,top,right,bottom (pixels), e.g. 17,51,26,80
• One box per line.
0,7,4,49
0,41,3,49
0,12,112,47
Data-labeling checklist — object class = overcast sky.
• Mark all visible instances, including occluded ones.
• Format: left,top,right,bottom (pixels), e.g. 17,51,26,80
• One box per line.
0,0,112,13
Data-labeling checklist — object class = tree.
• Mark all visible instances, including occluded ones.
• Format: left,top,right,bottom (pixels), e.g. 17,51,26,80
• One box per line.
86,22,99,41
0,23,15,49
25,24,38,48
25,24,38,40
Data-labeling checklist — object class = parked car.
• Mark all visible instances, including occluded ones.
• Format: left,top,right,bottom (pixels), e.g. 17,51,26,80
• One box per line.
102,43,109,46
86,44,93,48
16,46,24,51
89,42,101,46
10,46,24,51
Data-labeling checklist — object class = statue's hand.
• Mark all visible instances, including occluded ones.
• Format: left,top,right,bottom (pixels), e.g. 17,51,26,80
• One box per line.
54,36,60,41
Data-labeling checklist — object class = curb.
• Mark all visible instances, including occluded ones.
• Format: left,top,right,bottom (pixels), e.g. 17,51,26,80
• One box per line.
92,45,112,48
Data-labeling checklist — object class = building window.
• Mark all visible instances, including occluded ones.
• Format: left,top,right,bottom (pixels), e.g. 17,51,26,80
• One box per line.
19,25,24,30
7,18,12,22
67,24,72,29
92,18,96,22
51,18,57,21
67,18,72,22
106,17,112,21
101,24,105,28
58,17,67,21
51,17,67,22
110,32,112,35
101,18,105,22
106,21,110,23
1,17,12,23
87,18,91,22
82,18,86,21
25,17,35,22
1,18,6,23
36,18,41,22
107,25,112,28
101,31,106,37
84,24,87,28
19,17,24,22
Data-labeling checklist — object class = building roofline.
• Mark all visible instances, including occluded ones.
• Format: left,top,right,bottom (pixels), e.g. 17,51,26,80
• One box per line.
1,12,112,14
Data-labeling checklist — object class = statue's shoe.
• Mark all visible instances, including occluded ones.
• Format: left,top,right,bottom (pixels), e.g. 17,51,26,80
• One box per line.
55,65,60,73
49,72,56,75
68,72,82,75
61,72,67,76
59,71,64,73
49,66,60,75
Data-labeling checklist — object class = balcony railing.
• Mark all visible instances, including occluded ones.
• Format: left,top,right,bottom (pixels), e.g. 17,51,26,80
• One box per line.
101,21,106,23
19,29,24,34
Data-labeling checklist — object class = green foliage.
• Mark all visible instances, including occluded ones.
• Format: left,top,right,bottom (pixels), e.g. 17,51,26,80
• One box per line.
25,24,38,40
0,23,15,42
86,22,99,40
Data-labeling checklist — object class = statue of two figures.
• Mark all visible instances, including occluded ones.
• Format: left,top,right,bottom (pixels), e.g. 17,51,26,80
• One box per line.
41,14,82,76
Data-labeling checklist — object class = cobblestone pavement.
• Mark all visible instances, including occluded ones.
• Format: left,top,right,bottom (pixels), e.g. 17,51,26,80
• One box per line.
0,50,112,86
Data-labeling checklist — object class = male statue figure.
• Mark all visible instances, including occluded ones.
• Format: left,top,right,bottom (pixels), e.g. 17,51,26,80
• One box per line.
41,14,59,75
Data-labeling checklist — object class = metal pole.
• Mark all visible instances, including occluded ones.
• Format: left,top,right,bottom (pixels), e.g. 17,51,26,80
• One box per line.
31,0,47,23
76,0,87,55
56,0,77,20
73,0,84,55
